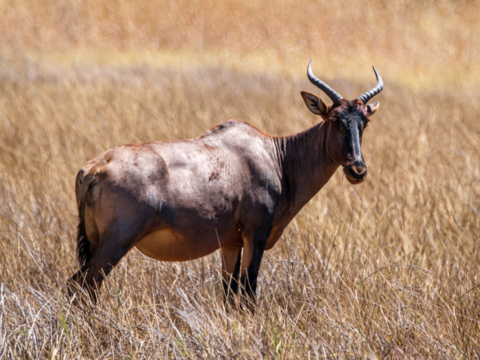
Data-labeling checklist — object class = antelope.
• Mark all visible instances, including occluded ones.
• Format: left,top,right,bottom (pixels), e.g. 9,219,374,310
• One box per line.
67,60,383,311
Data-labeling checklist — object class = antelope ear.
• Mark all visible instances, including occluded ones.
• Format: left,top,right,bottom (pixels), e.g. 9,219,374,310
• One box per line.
301,91,329,117
366,101,380,116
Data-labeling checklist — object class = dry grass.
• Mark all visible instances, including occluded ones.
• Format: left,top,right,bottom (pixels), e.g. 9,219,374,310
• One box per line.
1,0,480,88
1,0,480,359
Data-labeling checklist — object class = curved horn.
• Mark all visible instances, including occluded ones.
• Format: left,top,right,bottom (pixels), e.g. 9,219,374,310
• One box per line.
357,66,384,104
307,59,343,104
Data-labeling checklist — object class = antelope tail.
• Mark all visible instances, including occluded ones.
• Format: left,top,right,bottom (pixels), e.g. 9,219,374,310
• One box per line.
76,172,96,267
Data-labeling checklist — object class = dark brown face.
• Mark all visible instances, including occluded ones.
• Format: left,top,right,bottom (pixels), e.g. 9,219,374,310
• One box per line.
301,90,380,185
328,100,369,184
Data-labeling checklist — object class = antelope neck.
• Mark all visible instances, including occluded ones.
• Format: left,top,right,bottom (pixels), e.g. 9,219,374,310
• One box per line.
274,121,340,211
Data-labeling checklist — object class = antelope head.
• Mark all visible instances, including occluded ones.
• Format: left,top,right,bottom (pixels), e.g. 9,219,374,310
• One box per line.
301,59,383,184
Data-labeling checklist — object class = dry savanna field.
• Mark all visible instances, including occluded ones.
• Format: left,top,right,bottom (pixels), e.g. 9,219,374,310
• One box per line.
1,0,480,358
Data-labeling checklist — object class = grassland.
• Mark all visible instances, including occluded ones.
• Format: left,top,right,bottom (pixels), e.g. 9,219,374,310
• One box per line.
1,0,480,358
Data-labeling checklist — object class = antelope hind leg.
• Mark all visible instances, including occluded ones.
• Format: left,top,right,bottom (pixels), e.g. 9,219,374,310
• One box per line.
67,227,145,304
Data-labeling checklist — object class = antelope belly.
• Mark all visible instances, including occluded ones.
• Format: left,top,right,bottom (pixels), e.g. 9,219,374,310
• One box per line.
135,229,212,261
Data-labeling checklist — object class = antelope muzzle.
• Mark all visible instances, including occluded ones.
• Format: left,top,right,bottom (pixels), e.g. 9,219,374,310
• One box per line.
344,160,367,184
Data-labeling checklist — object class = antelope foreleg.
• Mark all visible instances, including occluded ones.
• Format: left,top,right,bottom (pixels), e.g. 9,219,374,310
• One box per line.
221,245,242,308
240,224,272,313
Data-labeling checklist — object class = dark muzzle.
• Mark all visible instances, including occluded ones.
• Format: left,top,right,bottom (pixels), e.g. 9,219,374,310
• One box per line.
344,160,367,184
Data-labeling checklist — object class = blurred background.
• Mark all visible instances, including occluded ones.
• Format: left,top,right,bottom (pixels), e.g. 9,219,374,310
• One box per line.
1,0,479,88
1,0,480,358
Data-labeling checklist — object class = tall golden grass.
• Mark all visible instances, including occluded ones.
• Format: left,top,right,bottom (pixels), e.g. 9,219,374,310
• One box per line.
1,0,480,88
1,0,479,358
